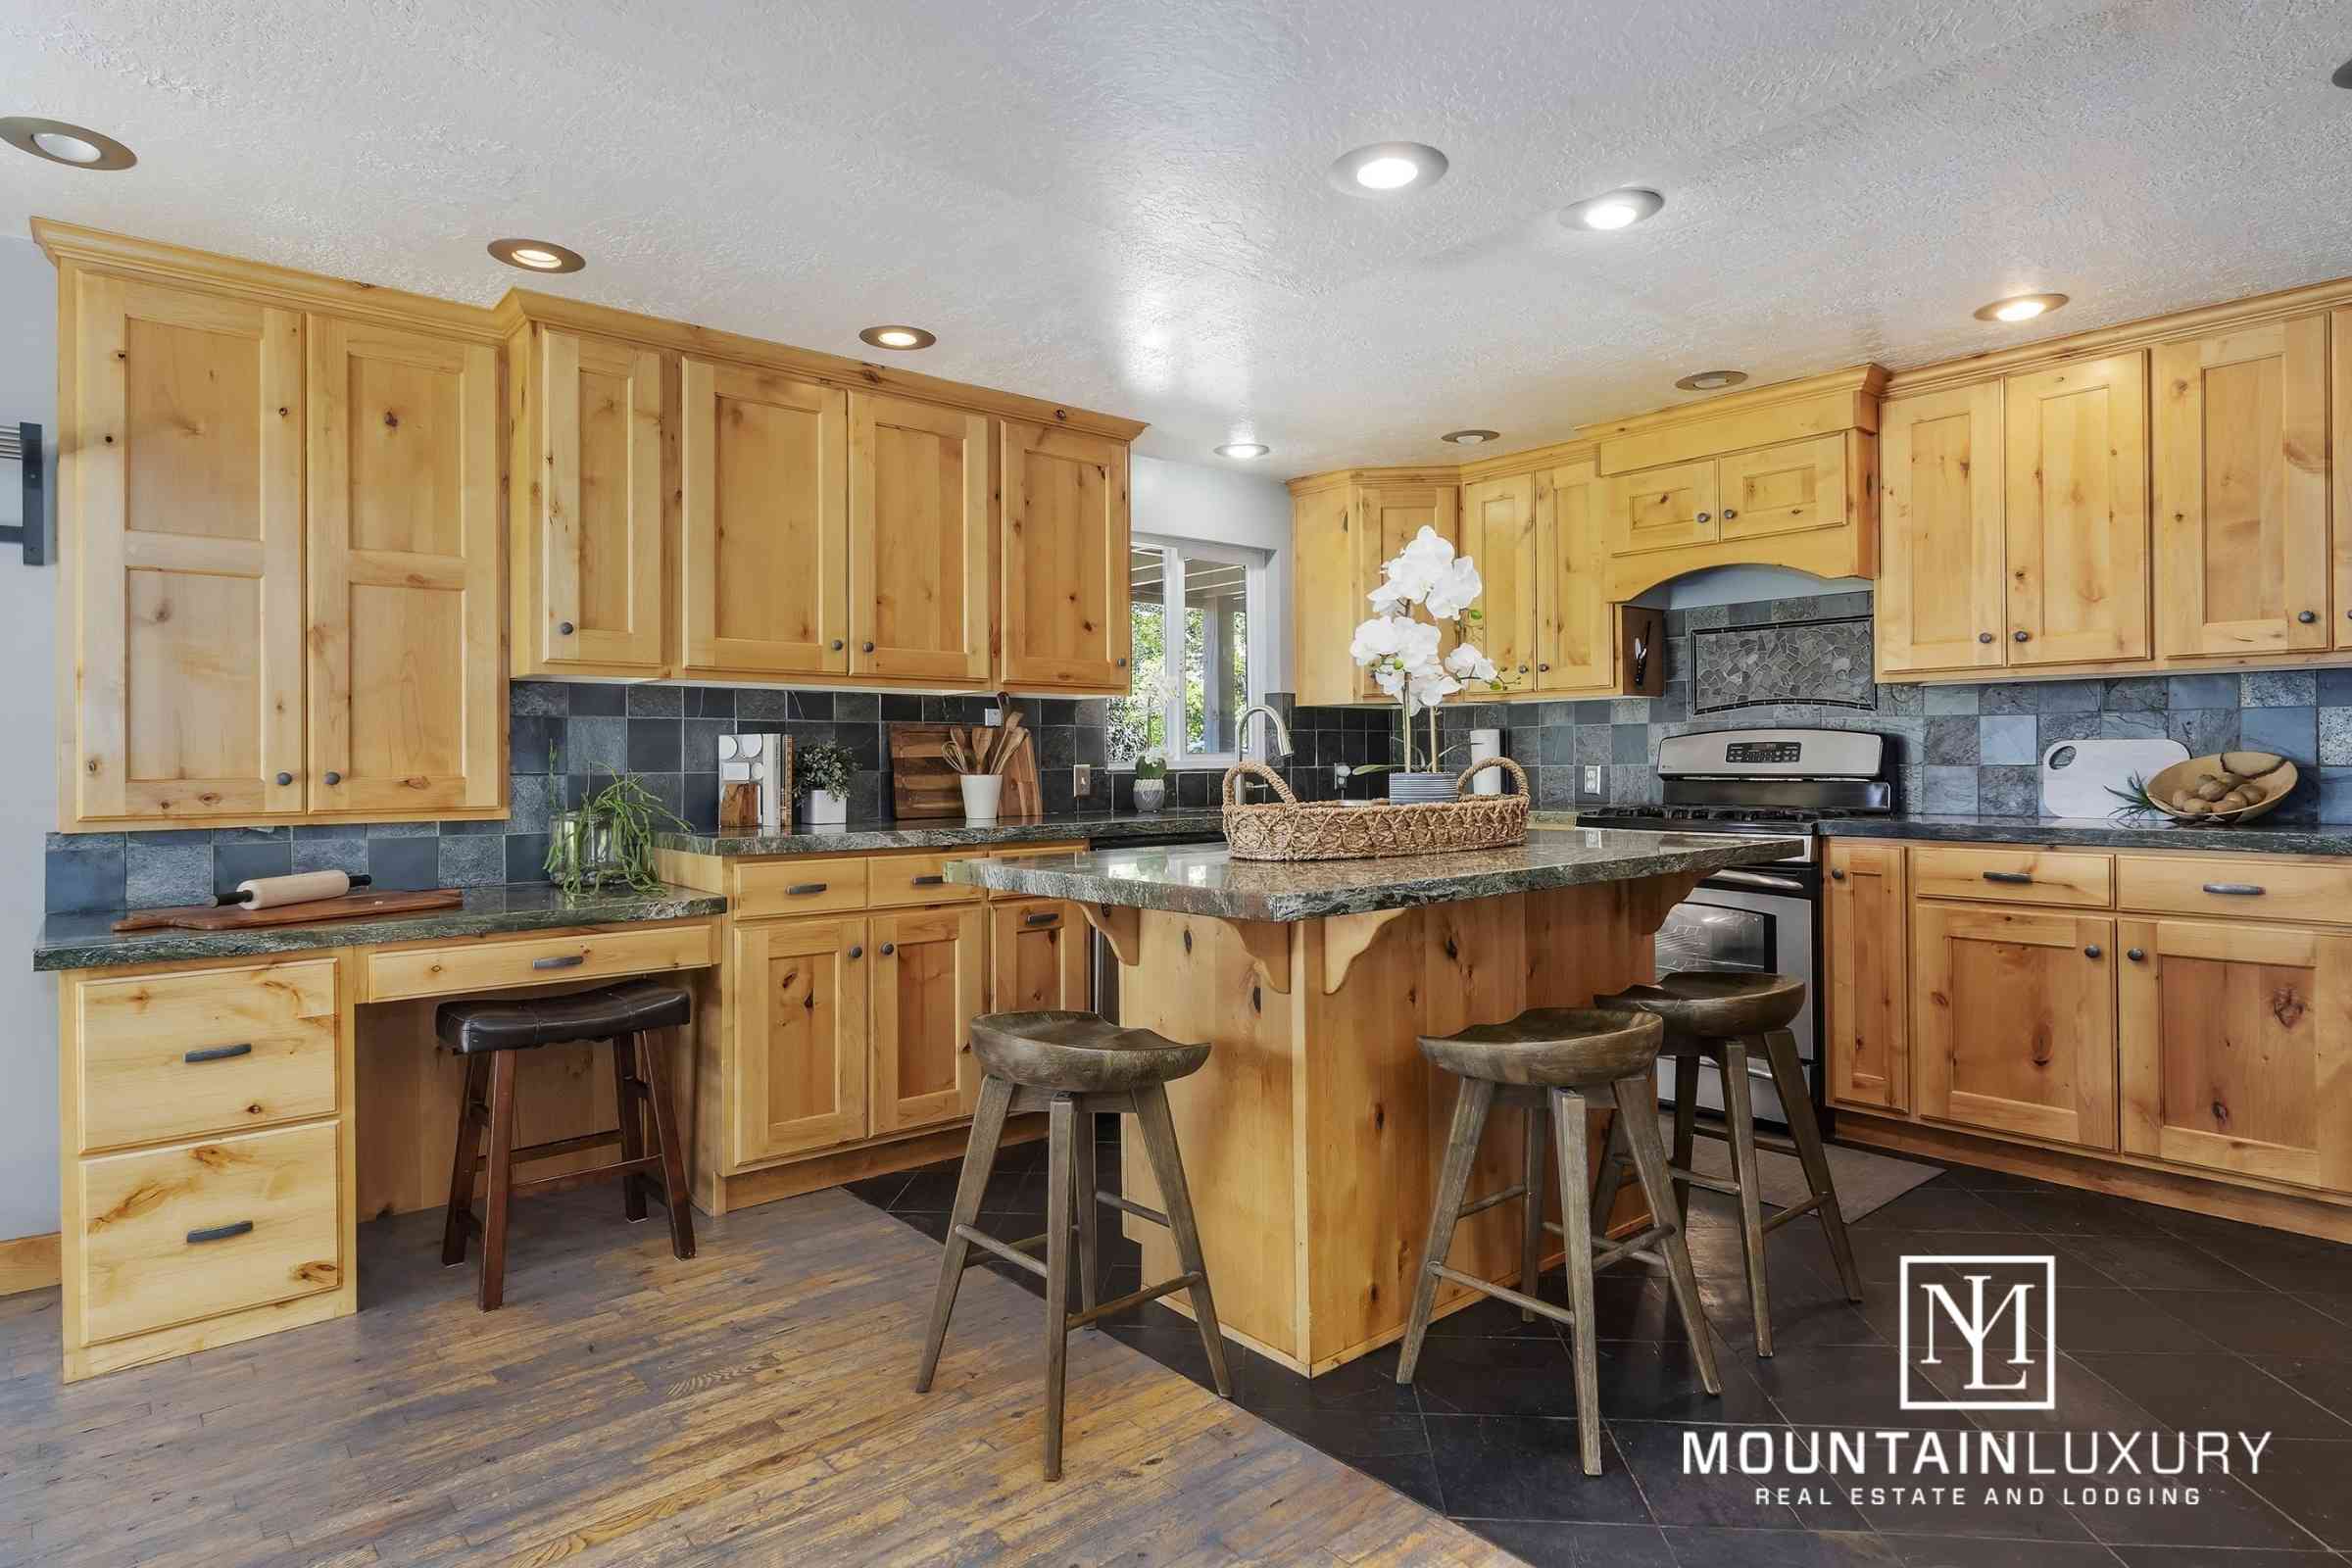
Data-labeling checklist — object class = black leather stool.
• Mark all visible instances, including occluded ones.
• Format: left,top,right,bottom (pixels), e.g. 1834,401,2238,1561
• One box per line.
437,979,696,1310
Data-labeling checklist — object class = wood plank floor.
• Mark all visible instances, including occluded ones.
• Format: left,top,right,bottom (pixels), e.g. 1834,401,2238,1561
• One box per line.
0,1181,1521,1566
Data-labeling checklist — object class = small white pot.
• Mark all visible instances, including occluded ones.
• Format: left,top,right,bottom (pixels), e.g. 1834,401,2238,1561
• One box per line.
806,788,850,826
1133,777,1167,812
958,773,1004,821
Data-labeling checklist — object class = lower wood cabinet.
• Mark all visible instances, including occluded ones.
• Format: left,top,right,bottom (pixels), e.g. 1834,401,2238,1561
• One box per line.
1913,903,2118,1151
732,914,871,1165
2117,916,2352,1191
1824,843,1908,1112
989,899,1091,1014
869,906,986,1136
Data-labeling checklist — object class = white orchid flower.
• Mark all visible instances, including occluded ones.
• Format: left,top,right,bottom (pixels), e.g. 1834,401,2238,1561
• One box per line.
1422,556,1485,619
1445,643,1499,684
1368,525,1456,611
1348,614,1406,666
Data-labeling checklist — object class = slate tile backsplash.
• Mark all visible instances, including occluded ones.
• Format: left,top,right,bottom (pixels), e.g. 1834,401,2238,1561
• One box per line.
42,588,2352,914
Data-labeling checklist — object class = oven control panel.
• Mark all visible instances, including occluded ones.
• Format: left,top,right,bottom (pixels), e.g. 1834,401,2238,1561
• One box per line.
1724,741,1802,764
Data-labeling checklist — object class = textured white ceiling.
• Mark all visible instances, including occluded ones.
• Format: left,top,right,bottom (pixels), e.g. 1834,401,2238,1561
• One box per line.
3,0,2348,474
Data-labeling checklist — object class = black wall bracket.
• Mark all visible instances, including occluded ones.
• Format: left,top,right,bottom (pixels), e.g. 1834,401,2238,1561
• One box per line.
0,421,45,565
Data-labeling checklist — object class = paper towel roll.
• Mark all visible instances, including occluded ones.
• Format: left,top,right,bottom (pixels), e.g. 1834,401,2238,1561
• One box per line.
1468,729,1503,795
229,871,367,908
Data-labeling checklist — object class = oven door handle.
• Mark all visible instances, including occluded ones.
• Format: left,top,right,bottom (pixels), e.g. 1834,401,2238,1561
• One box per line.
1709,869,1809,894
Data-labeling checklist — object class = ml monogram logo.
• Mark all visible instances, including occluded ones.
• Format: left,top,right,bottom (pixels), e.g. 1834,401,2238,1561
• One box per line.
1899,1255,2057,1410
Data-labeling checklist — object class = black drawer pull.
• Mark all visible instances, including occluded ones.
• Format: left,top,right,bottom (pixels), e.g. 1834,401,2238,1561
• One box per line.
186,1220,253,1246
184,1042,253,1065
532,954,586,970
911,874,946,886
1023,910,1060,926
1982,870,2034,885
2201,882,2266,897
788,883,828,896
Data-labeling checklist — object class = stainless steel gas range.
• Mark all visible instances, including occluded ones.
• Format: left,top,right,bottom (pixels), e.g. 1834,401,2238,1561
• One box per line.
1572,728,1892,1127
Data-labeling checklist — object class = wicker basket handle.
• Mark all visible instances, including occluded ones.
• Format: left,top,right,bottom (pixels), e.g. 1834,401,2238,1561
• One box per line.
1222,760,1298,806
1454,756,1528,799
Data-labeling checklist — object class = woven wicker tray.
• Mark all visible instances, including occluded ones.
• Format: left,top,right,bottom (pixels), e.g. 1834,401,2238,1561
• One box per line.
1221,757,1530,861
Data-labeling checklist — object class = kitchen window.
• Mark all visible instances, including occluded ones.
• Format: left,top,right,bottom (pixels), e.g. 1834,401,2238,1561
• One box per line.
1107,536,1270,769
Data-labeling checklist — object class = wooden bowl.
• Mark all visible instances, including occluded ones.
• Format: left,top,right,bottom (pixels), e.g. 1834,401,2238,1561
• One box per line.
2140,752,2298,825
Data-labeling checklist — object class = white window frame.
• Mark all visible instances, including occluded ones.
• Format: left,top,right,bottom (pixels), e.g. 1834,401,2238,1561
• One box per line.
1114,533,1272,770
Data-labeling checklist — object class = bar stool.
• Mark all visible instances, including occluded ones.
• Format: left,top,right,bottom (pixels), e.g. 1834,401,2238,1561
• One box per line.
914,1009,1230,1482
1396,1005,1720,1477
438,979,697,1311
1590,971,1862,1356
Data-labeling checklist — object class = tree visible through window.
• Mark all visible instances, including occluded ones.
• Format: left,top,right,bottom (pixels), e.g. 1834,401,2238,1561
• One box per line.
1108,538,1262,767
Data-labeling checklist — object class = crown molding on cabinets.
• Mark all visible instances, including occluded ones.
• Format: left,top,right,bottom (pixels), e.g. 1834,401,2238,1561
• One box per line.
1583,365,1886,476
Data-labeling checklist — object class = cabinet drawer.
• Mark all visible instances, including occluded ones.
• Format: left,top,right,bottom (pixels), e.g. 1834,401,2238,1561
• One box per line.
867,851,984,909
1912,846,2113,907
2118,857,2352,923
366,922,716,1003
74,1121,342,1346
732,858,869,918
74,958,340,1152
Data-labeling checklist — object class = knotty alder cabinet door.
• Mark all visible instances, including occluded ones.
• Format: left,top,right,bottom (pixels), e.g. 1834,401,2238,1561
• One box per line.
1459,474,1538,683
988,899,1090,1014
2117,917,2352,1193
306,318,502,813
1825,842,1909,1112
1877,384,2008,674
849,394,991,683
68,273,306,821
515,325,665,675
1605,458,1719,558
1535,458,1614,693
869,905,985,1135
1352,482,1460,700
732,915,869,1165
2153,315,2331,658
1001,420,1130,690
2003,353,2151,666
680,360,850,677
1913,903,2118,1150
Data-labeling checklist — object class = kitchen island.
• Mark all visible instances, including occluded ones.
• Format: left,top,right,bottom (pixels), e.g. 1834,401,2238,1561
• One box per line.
948,828,1800,1375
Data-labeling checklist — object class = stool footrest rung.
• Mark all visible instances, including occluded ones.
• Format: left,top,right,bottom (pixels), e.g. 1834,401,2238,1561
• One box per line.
1761,1193,1827,1233
1592,1225,1676,1274
1665,1166,1743,1199
953,1223,1050,1281
1096,1191,1166,1229
1454,1183,1530,1222
1427,1262,1576,1330
1066,1271,1200,1330
477,1128,623,1171
512,1154,662,1200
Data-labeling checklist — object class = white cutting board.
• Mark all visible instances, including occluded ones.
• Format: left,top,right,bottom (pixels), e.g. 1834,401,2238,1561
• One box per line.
2039,738,2187,816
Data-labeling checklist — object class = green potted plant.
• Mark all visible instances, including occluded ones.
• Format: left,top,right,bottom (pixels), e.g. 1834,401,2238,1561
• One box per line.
545,772,690,898
1132,748,1168,812
796,740,858,826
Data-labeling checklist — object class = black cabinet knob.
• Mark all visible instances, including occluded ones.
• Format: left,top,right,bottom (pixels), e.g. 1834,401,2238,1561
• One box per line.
557,620,574,636
2299,611,2319,624
1694,512,1712,523
1538,662,1550,672
2126,947,2146,961
861,641,875,653
1722,507,1739,520
1116,657,1129,667
831,639,845,651
880,942,896,956
1978,632,1994,644
323,771,342,786
2083,945,2103,959
1829,867,1846,881
2013,630,2031,643
275,771,293,786
848,945,863,960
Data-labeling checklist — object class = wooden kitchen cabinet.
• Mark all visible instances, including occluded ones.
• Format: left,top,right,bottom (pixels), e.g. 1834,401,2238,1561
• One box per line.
849,393,992,683
1000,420,1131,691
1605,458,1719,559
2001,353,2151,666
989,899,1091,1014
1351,481,1460,701
680,359,851,678
2118,916,2352,1193
306,317,502,813
2337,307,2352,653
732,915,870,1165
868,905,986,1136
2153,315,2331,658
1824,842,1908,1113
1459,473,1538,683
1534,456,1614,693
1913,902,2117,1151
65,273,307,823
512,324,666,676
1877,383,2008,674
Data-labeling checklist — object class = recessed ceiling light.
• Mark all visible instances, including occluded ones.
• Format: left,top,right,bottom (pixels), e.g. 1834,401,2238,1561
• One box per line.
1328,142,1448,196
1974,292,2069,323
0,117,135,171
1562,187,1664,231
859,324,937,351
1674,369,1748,392
1441,429,1499,446
487,237,585,273
1215,441,1270,460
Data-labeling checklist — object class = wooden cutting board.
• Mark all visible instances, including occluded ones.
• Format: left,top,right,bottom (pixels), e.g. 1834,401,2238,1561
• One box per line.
113,888,465,933
888,723,1043,819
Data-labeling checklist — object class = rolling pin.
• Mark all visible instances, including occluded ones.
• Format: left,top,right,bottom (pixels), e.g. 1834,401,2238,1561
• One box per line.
217,871,373,909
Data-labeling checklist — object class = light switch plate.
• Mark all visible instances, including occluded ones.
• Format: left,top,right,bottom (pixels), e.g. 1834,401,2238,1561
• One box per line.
1073,762,1093,796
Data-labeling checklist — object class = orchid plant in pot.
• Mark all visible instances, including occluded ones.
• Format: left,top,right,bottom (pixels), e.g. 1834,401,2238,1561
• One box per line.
1349,525,1509,801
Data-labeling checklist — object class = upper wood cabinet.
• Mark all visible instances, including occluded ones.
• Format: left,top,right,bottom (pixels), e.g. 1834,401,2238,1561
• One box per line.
513,325,665,677
2338,307,2352,652
1913,902,2117,1152
1534,457,1614,694
2004,354,2151,666
1000,420,1131,691
1605,458,1719,559
849,393,991,684
1824,842,1908,1114
1877,384,2007,675
1289,483,1358,709
1459,473,1537,682
2118,915,2352,1194
2153,316,2331,658
1353,482,1459,702
67,274,307,823
306,318,502,814
679,359,850,678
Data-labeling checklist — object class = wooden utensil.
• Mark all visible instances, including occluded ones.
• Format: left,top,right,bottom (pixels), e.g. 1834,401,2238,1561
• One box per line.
112,888,464,933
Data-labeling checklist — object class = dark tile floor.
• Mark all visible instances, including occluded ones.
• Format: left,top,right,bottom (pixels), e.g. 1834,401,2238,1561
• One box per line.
847,1129,2352,1568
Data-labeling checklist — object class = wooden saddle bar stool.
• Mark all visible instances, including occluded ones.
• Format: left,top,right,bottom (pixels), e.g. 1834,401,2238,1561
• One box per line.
1396,1005,1720,1477
1590,970,1863,1356
914,1009,1231,1482
437,978,697,1311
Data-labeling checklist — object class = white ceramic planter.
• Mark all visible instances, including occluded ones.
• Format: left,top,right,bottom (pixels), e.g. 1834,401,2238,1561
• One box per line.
806,788,850,826
958,773,1004,821
1133,777,1167,812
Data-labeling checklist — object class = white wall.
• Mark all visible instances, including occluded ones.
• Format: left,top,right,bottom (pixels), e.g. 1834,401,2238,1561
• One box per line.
0,236,60,1243
1130,454,1293,692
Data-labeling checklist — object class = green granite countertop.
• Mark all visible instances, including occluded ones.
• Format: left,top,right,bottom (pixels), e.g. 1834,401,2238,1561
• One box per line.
1818,814,2352,856
34,882,728,972
656,809,1225,857
942,829,1803,922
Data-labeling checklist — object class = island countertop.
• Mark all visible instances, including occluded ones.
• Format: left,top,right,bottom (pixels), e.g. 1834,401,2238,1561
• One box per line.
942,828,1803,922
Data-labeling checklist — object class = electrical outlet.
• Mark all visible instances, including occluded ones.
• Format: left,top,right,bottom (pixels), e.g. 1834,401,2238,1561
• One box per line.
1583,764,1604,797
1073,762,1093,797
983,706,1003,727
